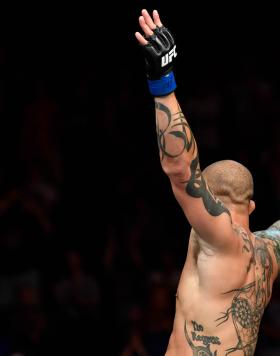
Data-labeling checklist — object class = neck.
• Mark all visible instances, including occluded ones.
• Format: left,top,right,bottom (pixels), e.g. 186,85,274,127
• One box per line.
229,205,250,231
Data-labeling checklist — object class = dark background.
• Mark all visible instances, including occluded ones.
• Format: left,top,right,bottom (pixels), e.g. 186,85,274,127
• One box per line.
0,2,279,355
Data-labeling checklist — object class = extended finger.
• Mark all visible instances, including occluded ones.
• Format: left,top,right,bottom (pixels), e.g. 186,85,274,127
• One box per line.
139,16,154,37
152,10,163,27
135,31,148,45
141,9,156,31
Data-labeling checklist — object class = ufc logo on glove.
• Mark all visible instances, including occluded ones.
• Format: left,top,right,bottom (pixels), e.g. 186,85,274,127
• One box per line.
161,46,177,67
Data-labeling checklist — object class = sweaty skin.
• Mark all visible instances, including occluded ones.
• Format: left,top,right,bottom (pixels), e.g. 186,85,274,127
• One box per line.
136,9,280,356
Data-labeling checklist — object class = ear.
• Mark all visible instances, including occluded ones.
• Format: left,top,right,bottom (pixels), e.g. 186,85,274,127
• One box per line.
249,200,255,215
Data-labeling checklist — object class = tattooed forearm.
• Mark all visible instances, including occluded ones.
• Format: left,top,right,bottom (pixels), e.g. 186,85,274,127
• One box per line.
155,101,195,161
186,155,231,217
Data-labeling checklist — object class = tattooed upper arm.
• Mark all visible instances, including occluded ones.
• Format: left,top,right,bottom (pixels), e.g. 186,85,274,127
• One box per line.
185,155,231,218
171,155,234,251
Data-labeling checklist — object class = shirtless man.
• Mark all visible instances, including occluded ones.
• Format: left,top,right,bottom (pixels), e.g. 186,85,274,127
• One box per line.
135,9,280,355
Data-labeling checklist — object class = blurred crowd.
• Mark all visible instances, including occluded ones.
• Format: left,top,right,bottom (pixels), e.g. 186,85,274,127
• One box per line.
0,38,279,356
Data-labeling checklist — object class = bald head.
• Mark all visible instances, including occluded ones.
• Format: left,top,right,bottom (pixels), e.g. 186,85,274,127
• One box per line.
203,160,254,206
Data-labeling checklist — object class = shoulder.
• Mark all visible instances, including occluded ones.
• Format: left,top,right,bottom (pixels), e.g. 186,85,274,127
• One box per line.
254,220,280,241
253,222,280,253
254,221,280,275
268,220,280,231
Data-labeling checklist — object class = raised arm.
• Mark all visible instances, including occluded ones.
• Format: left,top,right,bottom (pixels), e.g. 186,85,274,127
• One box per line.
135,10,236,251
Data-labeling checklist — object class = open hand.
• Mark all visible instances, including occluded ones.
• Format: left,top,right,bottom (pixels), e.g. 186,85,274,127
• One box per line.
135,9,163,45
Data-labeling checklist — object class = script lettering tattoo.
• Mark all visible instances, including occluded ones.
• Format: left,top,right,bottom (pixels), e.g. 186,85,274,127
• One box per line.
215,229,273,355
155,101,195,161
186,155,231,217
184,320,219,355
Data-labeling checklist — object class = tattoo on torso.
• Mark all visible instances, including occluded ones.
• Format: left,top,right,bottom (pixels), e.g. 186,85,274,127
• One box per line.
184,227,276,355
184,320,219,355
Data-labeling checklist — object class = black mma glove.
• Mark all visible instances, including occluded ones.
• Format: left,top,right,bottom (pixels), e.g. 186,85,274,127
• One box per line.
142,25,177,96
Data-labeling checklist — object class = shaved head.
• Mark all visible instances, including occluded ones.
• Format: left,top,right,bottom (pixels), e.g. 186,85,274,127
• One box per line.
203,160,254,206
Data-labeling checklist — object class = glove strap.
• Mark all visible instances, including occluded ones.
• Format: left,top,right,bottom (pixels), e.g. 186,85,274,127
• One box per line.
147,71,177,96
